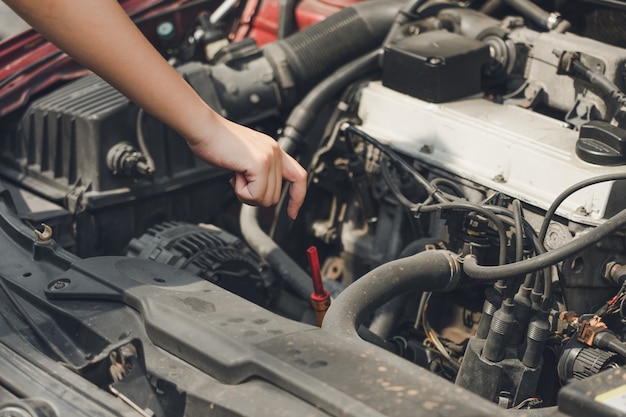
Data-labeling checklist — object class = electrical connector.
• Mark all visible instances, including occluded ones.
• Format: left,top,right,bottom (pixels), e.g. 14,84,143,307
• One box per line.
577,315,608,347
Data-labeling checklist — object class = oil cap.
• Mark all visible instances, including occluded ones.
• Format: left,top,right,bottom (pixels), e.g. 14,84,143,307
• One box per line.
156,21,175,42
576,120,626,165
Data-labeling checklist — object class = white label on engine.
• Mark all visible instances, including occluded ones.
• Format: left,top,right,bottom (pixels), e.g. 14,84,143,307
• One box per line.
596,385,626,412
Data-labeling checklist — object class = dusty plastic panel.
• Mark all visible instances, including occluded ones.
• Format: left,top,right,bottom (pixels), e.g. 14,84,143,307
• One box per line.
47,254,514,417
2,182,74,250
0,186,334,417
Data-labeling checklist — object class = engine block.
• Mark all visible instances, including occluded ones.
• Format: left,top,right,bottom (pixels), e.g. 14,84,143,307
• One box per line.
357,81,626,225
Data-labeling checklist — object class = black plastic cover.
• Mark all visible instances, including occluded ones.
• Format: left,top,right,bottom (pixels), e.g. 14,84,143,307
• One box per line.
0,74,232,257
382,30,490,103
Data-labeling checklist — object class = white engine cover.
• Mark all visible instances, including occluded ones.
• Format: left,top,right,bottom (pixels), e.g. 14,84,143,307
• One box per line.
357,81,625,225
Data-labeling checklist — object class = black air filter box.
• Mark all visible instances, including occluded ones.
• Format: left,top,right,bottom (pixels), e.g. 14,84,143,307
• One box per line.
0,73,231,257
382,30,490,103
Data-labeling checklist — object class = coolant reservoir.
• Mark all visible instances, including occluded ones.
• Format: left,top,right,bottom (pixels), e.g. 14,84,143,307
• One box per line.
234,0,365,45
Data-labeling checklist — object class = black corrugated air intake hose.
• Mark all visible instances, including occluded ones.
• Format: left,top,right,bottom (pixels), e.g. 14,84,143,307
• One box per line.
262,0,405,98
322,250,461,337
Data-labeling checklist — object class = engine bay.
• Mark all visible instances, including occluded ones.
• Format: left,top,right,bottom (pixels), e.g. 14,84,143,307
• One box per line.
1,0,626,415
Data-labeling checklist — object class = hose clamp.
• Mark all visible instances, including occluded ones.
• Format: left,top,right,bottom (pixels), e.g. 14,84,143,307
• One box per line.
441,251,462,292
546,12,562,30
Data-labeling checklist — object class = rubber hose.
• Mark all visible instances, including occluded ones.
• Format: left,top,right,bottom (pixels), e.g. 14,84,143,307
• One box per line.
263,0,405,93
538,172,626,244
268,52,382,245
463,207,626,280
322,250,460,337
240,205,313,300
277,0,296,39
369,238,442,338
284,50,381,143
501,0,554,30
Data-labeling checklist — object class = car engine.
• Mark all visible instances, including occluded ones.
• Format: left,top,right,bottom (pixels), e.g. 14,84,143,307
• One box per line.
0,0,626,416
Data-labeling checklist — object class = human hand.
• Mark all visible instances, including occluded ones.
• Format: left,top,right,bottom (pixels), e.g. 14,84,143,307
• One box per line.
186,116,307,220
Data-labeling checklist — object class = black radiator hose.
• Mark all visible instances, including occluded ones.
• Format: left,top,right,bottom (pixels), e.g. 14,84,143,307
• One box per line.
280,50,381,148
322,250,461,337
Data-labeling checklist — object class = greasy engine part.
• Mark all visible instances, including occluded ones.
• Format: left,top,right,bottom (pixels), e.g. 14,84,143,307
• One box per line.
271,0,626,411
2,0,626,416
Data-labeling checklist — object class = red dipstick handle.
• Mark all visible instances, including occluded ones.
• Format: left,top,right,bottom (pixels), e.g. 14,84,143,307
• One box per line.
307,246,325,297
307,246,330,326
